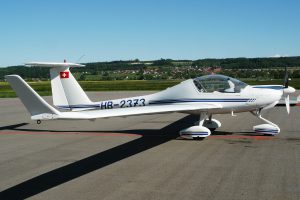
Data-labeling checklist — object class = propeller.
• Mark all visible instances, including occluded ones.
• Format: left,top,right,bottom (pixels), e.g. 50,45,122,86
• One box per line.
282,66,295,114
283,66,289,88
284,93,290,114
284,66,289,114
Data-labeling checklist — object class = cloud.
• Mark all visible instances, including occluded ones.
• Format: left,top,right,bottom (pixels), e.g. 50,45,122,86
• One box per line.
270,54,289,58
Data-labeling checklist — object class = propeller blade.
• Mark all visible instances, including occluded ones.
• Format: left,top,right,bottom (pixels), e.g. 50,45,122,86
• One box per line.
283,66,289,88
285,94,290,114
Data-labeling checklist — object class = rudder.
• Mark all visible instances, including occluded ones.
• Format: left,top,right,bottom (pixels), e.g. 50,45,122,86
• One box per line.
50,67,92,109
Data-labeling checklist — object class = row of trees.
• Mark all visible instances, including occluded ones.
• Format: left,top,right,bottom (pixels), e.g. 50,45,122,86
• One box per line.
1,57,300,81
72,69,300,81
192,57,300,69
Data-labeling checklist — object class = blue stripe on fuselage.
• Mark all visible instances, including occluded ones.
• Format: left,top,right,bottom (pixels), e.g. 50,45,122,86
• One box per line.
57,98,253,109
149,98,251,105
252,86,283,90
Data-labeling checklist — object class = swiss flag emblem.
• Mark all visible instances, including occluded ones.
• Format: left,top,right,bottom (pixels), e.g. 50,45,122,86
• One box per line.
60,71,69,79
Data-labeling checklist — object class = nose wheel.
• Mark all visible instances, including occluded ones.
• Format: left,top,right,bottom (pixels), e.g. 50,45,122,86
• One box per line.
37,120,41,124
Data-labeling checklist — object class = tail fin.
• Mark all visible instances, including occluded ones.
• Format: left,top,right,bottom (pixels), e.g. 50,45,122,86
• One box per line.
5,75,60,119
25,62,92,109
49,67,92,108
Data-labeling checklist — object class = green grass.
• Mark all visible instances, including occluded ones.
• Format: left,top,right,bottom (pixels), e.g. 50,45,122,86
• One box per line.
1,79,300,98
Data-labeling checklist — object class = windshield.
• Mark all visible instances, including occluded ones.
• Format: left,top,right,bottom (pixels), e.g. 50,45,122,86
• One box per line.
193,75,248,93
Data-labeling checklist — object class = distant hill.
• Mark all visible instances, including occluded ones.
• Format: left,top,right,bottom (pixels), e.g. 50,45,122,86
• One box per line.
1,56,300,81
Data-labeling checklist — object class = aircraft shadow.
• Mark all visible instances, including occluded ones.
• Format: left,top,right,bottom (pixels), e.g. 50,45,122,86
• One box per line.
211,130,233,135
0,115,198,199
0,123,29,130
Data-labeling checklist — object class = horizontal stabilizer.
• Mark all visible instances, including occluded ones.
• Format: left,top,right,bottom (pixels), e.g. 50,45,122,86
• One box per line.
25,62,85,68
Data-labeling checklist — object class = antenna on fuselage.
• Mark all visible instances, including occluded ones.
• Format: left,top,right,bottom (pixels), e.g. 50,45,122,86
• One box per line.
76,54,85,64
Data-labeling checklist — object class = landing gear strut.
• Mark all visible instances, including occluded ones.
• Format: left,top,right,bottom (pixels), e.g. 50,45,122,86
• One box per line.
251,109,280,135
203,114,222,132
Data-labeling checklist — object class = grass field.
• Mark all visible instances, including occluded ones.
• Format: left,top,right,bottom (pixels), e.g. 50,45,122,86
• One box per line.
1,79,300,98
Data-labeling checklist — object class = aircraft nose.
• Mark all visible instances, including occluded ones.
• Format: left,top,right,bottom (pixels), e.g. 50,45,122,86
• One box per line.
270,90,283,100
266,89,283,103
253,88,282,106
283,86,296,94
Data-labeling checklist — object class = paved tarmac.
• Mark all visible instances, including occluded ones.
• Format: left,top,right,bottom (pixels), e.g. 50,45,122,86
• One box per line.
0,91,299,200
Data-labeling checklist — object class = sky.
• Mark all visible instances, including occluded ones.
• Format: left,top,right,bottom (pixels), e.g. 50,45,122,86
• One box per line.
0,0,300,67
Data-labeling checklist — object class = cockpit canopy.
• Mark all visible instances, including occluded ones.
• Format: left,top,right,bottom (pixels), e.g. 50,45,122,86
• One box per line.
193,75,248,93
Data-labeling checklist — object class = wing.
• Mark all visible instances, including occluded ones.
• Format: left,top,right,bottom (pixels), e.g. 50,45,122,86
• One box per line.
6,75,222,121
58,103,222,120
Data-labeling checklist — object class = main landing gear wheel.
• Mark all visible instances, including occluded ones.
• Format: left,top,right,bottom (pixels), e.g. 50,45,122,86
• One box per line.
196,114,222,132
180,113,211,140
180,126,211,140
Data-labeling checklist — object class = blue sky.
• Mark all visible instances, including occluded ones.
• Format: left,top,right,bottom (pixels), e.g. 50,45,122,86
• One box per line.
0,0,300,66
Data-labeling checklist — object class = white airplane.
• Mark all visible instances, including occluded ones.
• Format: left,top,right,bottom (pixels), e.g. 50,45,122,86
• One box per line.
5,62,296,139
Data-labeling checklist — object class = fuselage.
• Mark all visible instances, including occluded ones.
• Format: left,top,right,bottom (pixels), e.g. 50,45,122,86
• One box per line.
59,76,283,115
